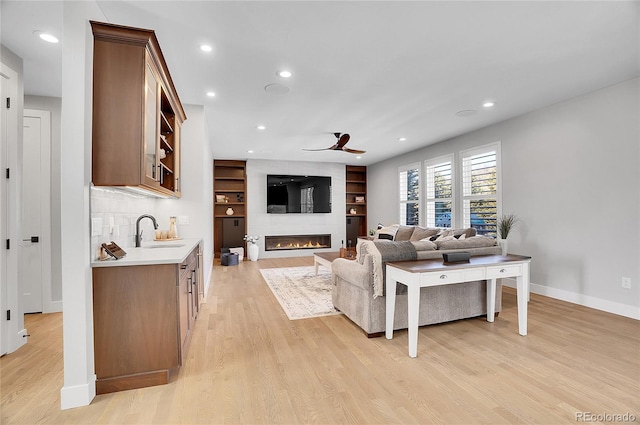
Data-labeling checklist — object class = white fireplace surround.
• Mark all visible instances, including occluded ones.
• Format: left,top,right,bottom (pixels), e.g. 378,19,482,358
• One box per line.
246,159,347,259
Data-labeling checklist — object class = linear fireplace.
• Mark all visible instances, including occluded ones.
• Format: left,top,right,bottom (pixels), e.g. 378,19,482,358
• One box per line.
265,234,331,251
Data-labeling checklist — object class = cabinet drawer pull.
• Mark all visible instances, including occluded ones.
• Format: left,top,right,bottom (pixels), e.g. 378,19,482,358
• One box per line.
440,274,447,279
500,269,506,273
180,264,187,270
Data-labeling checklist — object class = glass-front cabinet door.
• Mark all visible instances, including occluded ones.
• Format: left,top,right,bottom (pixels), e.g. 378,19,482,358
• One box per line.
144,59,160,182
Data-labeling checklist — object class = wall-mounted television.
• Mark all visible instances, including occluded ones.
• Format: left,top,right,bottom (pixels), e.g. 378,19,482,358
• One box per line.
267,174,332,213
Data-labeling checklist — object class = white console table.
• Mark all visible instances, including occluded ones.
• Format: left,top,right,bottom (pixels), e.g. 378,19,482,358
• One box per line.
385,254,531,358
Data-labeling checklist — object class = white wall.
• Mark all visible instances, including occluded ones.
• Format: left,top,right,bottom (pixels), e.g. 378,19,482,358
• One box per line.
59,1,104,409
246,159,346,258
24,96,62,308
368,78,640,318
156,104,214,293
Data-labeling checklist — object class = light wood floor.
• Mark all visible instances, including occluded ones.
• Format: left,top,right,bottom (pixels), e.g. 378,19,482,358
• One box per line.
2,257,639,424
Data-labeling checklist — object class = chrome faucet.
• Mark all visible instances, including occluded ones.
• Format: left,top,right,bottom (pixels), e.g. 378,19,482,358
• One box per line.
135,214,158,247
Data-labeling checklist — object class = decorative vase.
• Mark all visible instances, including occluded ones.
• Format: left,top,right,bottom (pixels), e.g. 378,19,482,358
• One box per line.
168,216,177,239
248,243,259,261
350,208,357,214
498,238,508,256
226,207,234,216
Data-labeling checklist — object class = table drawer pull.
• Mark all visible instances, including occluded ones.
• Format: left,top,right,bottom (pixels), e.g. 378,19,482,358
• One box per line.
486,264,523,278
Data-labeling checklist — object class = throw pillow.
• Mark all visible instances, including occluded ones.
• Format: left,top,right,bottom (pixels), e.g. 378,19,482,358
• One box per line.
378,233,394,240
453,228,477,238
394,225,415,241
375,224,399,240
410,226,440,241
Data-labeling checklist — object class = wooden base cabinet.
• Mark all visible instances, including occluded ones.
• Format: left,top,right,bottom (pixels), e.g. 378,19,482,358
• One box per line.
92,246,201,394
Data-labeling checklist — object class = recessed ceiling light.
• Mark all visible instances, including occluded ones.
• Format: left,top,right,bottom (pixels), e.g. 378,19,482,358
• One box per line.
257,125,266,130
398,137,407,142
200,44,212,52
277,70,292,78
34,31,59,43
483,101,496,108
264,83,290,95
455,109,477,117
206,91,216,97
356,156,362,159
247,150,254,154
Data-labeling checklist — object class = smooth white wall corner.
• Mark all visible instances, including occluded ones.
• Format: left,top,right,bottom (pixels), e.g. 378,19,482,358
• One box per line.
59,1,105,410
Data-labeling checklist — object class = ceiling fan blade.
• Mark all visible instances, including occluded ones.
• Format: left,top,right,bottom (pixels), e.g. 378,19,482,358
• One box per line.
336,133,351,148
302,147,333,151
342,147,366,154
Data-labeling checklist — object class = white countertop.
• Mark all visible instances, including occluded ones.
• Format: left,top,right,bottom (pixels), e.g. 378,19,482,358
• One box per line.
91,238,202,268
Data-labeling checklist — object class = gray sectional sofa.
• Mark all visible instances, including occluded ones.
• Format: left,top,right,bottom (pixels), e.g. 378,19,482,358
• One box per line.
331,225,503,336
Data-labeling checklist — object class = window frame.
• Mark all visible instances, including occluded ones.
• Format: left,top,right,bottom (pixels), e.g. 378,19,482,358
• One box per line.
398,162,421,226
459,141,502,236
424,154,455,228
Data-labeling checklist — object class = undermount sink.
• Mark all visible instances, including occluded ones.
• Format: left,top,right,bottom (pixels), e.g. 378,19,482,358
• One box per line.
144,244,185,249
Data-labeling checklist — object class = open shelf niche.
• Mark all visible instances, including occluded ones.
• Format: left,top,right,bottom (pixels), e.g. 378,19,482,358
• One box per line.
345,165,367,247
214,160,247,258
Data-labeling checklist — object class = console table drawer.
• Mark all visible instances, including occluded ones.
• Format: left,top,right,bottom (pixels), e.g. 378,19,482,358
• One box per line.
486,264,522,278
463,268,486,281
420,270,465,285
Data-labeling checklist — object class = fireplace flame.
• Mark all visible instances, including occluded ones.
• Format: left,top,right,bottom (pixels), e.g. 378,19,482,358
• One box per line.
264,235,331,251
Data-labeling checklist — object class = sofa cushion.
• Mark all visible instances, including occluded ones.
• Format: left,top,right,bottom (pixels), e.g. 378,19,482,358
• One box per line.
410,240,438,251
435,235,496,250
410,226,440,241
394,225,415,241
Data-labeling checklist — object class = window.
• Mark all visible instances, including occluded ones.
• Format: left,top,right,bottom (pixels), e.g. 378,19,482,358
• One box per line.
300,186,314,213
399,163,420,225
425,155,453,228
461,143,500,236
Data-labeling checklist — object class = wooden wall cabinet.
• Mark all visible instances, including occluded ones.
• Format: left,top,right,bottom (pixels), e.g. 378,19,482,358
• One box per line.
214,160,247,258
346,165,367,245
92,244,202,394
91,21,186,198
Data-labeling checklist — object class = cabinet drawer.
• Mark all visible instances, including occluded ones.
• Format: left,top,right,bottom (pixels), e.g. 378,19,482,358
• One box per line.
486,264,522,279
420,270,465,286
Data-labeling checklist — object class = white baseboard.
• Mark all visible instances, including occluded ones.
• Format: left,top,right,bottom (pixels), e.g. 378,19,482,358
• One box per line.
202,262,213,302
501,279,640,320
60,375,96,410
45,300,63,313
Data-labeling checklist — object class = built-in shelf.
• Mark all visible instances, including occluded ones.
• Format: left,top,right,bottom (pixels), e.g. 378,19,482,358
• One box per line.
214,160,247,258
346,165,367,242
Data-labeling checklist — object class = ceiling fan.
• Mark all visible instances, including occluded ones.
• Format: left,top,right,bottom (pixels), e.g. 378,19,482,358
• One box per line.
303,133,366,154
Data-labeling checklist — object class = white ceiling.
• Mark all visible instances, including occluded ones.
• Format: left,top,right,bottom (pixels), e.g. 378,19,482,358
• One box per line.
2,1,638,166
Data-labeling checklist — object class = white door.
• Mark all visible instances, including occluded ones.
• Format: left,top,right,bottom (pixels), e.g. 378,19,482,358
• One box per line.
21,110,51,314
1,66,19,355
1,71,9,354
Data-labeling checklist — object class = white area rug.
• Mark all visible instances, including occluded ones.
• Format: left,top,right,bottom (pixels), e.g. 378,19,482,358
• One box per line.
259,266,342,320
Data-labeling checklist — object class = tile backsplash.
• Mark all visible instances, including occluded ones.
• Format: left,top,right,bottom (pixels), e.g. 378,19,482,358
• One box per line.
90,186,157,260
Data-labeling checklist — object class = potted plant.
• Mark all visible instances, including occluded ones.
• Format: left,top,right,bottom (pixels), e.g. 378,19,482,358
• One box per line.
497,213,518,255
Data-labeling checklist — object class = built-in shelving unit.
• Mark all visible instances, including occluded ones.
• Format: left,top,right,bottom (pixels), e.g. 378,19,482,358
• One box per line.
345,165,367,245
214,160,247,258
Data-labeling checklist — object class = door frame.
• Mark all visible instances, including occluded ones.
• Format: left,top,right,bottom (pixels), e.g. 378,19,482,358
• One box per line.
23,109,52,313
